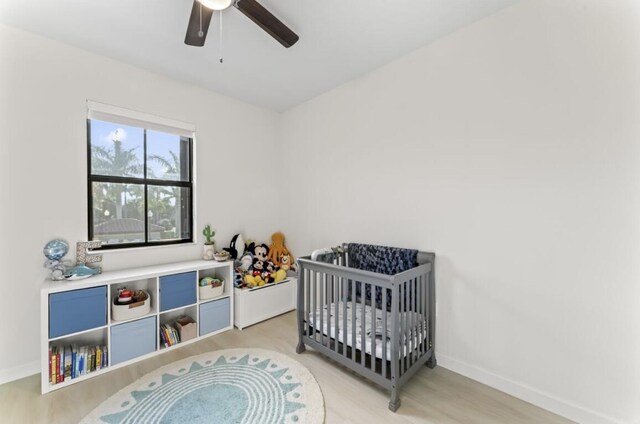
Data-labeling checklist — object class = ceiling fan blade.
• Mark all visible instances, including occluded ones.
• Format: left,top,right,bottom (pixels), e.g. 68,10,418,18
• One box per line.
233,0,299,48
185,0,214,47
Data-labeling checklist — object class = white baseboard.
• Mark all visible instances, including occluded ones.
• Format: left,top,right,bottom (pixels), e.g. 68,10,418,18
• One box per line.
437,353,620,424
0,361,40,386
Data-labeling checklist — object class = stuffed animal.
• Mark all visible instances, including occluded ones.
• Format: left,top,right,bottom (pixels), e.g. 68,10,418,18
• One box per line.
223,234,245,259
252,258,265,276
267,232,290,266
273,269,287,283
239,253,253,272
244,274,265,288
234,269,244,288
279,253,297,272
261,271,273,284
266,261,278,273
244,274,256,287
248,243,269,262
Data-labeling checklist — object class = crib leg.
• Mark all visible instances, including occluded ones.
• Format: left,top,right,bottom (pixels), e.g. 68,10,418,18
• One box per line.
426,354,437,369
296,340,306,354
389,387,401,412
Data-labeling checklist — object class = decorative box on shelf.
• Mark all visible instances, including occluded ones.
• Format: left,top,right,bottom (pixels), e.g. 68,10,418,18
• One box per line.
111,290,151,322
234,278,297,330
175,316,196,342
199,277,225,300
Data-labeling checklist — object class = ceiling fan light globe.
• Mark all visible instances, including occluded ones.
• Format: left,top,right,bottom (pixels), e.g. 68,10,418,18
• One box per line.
199,0,233,11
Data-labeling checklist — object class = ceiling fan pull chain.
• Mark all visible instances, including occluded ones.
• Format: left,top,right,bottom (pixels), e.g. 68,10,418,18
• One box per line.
219,11,224,63
198,2,204,38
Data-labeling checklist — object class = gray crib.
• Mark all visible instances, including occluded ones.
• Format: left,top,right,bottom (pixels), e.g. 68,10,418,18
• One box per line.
296,244,436,411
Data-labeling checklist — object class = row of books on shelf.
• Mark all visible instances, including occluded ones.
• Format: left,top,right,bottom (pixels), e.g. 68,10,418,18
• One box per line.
49,344,108,385
160,323,181,347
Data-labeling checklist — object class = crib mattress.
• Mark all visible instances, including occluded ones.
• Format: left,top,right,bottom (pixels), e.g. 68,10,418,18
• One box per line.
307,301,427,360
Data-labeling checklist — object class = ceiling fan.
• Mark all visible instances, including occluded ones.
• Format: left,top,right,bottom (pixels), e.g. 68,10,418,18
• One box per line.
184,0,299,48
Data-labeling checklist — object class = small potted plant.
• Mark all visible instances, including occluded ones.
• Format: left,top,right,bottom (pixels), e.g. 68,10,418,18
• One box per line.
202,224,215,260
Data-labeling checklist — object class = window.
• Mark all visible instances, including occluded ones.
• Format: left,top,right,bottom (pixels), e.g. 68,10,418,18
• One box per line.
87,102,194,249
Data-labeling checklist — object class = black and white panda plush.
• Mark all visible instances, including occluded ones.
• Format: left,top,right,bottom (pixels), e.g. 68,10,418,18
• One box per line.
224,234,245,259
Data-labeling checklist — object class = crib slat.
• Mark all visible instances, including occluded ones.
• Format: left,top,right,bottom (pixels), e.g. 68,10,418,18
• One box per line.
399,282,404,375
425,272,430,351
418,275,423,357
411,277,420,362
390,284,399,397
326,273,332,349
305,270,311,338
334,275,340,354
342,275,348,359
382,287,387,378
405,281,409,373
402,281,407,373
407,280,412,369
371,288,376,373
424,269,436,350
407,279,412,368
422,274,427,354
360,283,366,367
320,272,325,346
311,269,316,342
351,280,356,362
408,279,412,369
411,277,420,365
407,278,414,369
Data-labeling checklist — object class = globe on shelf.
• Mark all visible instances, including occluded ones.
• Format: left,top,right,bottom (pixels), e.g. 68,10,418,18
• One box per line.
43,239,69,261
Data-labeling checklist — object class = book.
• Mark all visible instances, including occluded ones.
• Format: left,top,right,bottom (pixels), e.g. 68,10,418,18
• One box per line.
64,346,72,379
96,345,101,371
71,347,76,379
74,345,79,378
160,324,172,347
51,347,57,384
57,347,63,383
172,325,180,344
78,347,85,376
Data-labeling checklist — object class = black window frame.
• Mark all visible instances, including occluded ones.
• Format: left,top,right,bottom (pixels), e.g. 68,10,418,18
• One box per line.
87,119,194,250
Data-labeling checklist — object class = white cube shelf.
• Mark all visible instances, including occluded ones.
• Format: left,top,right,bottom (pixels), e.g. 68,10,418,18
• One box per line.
41,260,234,394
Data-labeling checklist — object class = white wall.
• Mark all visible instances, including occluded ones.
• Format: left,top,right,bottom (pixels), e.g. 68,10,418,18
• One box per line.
280,1,640,423
0,24,281,381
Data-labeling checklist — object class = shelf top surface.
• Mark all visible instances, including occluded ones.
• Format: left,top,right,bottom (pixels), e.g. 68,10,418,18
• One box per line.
43,259,233,293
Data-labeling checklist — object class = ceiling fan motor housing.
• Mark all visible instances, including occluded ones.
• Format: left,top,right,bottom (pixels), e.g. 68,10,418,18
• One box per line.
199,0,233,11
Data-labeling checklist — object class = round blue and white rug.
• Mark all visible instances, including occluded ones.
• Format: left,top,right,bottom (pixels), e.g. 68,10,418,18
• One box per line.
81,348,324,424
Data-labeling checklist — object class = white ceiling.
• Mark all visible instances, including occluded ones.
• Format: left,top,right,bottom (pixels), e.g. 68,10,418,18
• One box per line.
0,0,518,111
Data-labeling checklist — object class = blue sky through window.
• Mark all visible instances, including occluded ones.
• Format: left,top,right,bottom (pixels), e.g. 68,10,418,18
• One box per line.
90,120,182,179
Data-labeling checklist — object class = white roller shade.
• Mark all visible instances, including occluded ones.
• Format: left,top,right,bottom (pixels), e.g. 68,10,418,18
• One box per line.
87,100,195,137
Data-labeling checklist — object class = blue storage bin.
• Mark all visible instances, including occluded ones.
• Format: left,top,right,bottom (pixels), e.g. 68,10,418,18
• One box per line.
111,316,157,365
159,271,197,312
199,298,230,336
49,286,107,339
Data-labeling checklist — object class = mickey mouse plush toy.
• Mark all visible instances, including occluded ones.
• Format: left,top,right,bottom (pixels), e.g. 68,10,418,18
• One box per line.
252,258,265,276
247,242,269,262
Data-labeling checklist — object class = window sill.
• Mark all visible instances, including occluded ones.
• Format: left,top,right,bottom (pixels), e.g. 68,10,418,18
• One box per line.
95,240,198,254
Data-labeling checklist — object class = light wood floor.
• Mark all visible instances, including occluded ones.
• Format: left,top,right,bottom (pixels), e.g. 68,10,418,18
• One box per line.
0,312,572,424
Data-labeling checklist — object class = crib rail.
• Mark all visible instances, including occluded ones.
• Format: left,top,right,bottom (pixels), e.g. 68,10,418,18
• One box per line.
296,250,435,399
